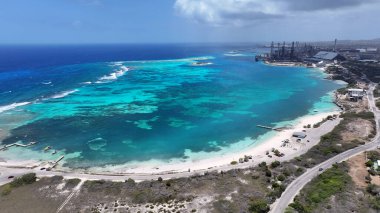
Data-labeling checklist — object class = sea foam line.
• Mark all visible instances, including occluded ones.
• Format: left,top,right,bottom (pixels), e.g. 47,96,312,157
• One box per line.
96,66,130,83
50,89,78,99
0,102,30,113
0,89,79,114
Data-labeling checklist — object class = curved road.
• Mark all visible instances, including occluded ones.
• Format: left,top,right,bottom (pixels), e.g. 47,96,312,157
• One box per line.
270,84,380,213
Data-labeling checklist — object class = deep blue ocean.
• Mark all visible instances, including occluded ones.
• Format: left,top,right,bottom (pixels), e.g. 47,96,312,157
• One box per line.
0,44,342,169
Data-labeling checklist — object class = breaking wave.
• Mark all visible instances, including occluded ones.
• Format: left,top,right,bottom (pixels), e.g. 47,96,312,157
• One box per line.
41,81,52,85
96,66,130,83
0,102,30,113
50,89,78,99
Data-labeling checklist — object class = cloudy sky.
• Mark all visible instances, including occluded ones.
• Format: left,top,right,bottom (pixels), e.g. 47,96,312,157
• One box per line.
0,0,379,44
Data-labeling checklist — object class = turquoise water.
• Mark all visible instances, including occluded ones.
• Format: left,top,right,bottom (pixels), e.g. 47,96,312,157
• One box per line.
0,53,342,168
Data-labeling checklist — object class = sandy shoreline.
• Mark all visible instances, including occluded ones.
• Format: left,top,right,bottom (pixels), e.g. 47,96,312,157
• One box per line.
0,109,341,176
79,111,341,174
264,61,310,67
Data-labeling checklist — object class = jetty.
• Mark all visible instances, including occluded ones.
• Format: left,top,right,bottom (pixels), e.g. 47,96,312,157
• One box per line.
54,155,65,164
51,155,65,169
0,141,37,151
257,125,285,131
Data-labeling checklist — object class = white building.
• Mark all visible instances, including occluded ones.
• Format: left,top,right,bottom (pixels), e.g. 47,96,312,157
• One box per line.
347,88,366,101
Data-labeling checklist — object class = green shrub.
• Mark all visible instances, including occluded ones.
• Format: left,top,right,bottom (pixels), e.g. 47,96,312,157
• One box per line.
66,178,81,186
126,178,135,184
1,173,37,196
272,182,280,188
230,161,238,165
277,174,286,182
1,184,12,196
20,173,36,184
368,151,380,162
370,197,380,210
249,198,269,213
293,164,351,212
270,161,281,168
10,173,36,188
366,160,374,167
289,201,309,213
296,168,304,173
259,162,267,167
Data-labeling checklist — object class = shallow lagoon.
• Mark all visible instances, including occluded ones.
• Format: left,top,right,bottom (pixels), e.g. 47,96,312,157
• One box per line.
0,52,342,168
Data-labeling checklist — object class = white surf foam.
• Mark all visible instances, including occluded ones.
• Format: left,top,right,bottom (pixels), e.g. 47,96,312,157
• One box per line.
41,81,52,85
224,53,245,57
80,81,92,85
97,66,130,83
50,89,78,99
0,102,30,113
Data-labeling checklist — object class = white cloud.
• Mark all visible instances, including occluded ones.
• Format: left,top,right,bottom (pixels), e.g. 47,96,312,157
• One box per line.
174,0,283,26
174,0,377,26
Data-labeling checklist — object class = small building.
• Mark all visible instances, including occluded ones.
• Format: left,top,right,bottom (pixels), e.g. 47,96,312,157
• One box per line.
347,88,366,101
367,48,378,53
293,132,307,139
374,160,380,171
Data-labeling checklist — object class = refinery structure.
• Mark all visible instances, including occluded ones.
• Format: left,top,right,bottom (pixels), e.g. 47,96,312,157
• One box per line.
257,39,380,65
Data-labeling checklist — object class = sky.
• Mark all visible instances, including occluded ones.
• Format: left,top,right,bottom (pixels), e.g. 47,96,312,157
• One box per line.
0,0,379,44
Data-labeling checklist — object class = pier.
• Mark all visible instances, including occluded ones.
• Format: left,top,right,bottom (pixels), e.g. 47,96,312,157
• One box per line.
0,141,37,151
257,125,284,131
51,155,65,168
54,155,65,164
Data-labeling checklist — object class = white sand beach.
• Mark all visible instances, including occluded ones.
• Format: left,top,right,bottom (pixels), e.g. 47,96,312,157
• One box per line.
57,110,341,175
0,110,341,178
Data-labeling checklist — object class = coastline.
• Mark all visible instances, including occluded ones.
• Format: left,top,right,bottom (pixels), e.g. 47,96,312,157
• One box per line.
71,110,341,175
0,61,345,177
263,60,310,67
0,108,341,176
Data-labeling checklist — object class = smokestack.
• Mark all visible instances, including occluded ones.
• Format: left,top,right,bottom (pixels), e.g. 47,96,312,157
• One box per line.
334,39,337,52
291,42,295,59
270,41,274,57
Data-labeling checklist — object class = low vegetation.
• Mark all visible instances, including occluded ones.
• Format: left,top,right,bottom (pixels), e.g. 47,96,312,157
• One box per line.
375,84,380,98
290,111,375,170
1,173,36,196
288,163,351,213
342,61,380,83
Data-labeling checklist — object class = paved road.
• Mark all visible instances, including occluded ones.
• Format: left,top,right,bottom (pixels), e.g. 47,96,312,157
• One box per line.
270,84,380,213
